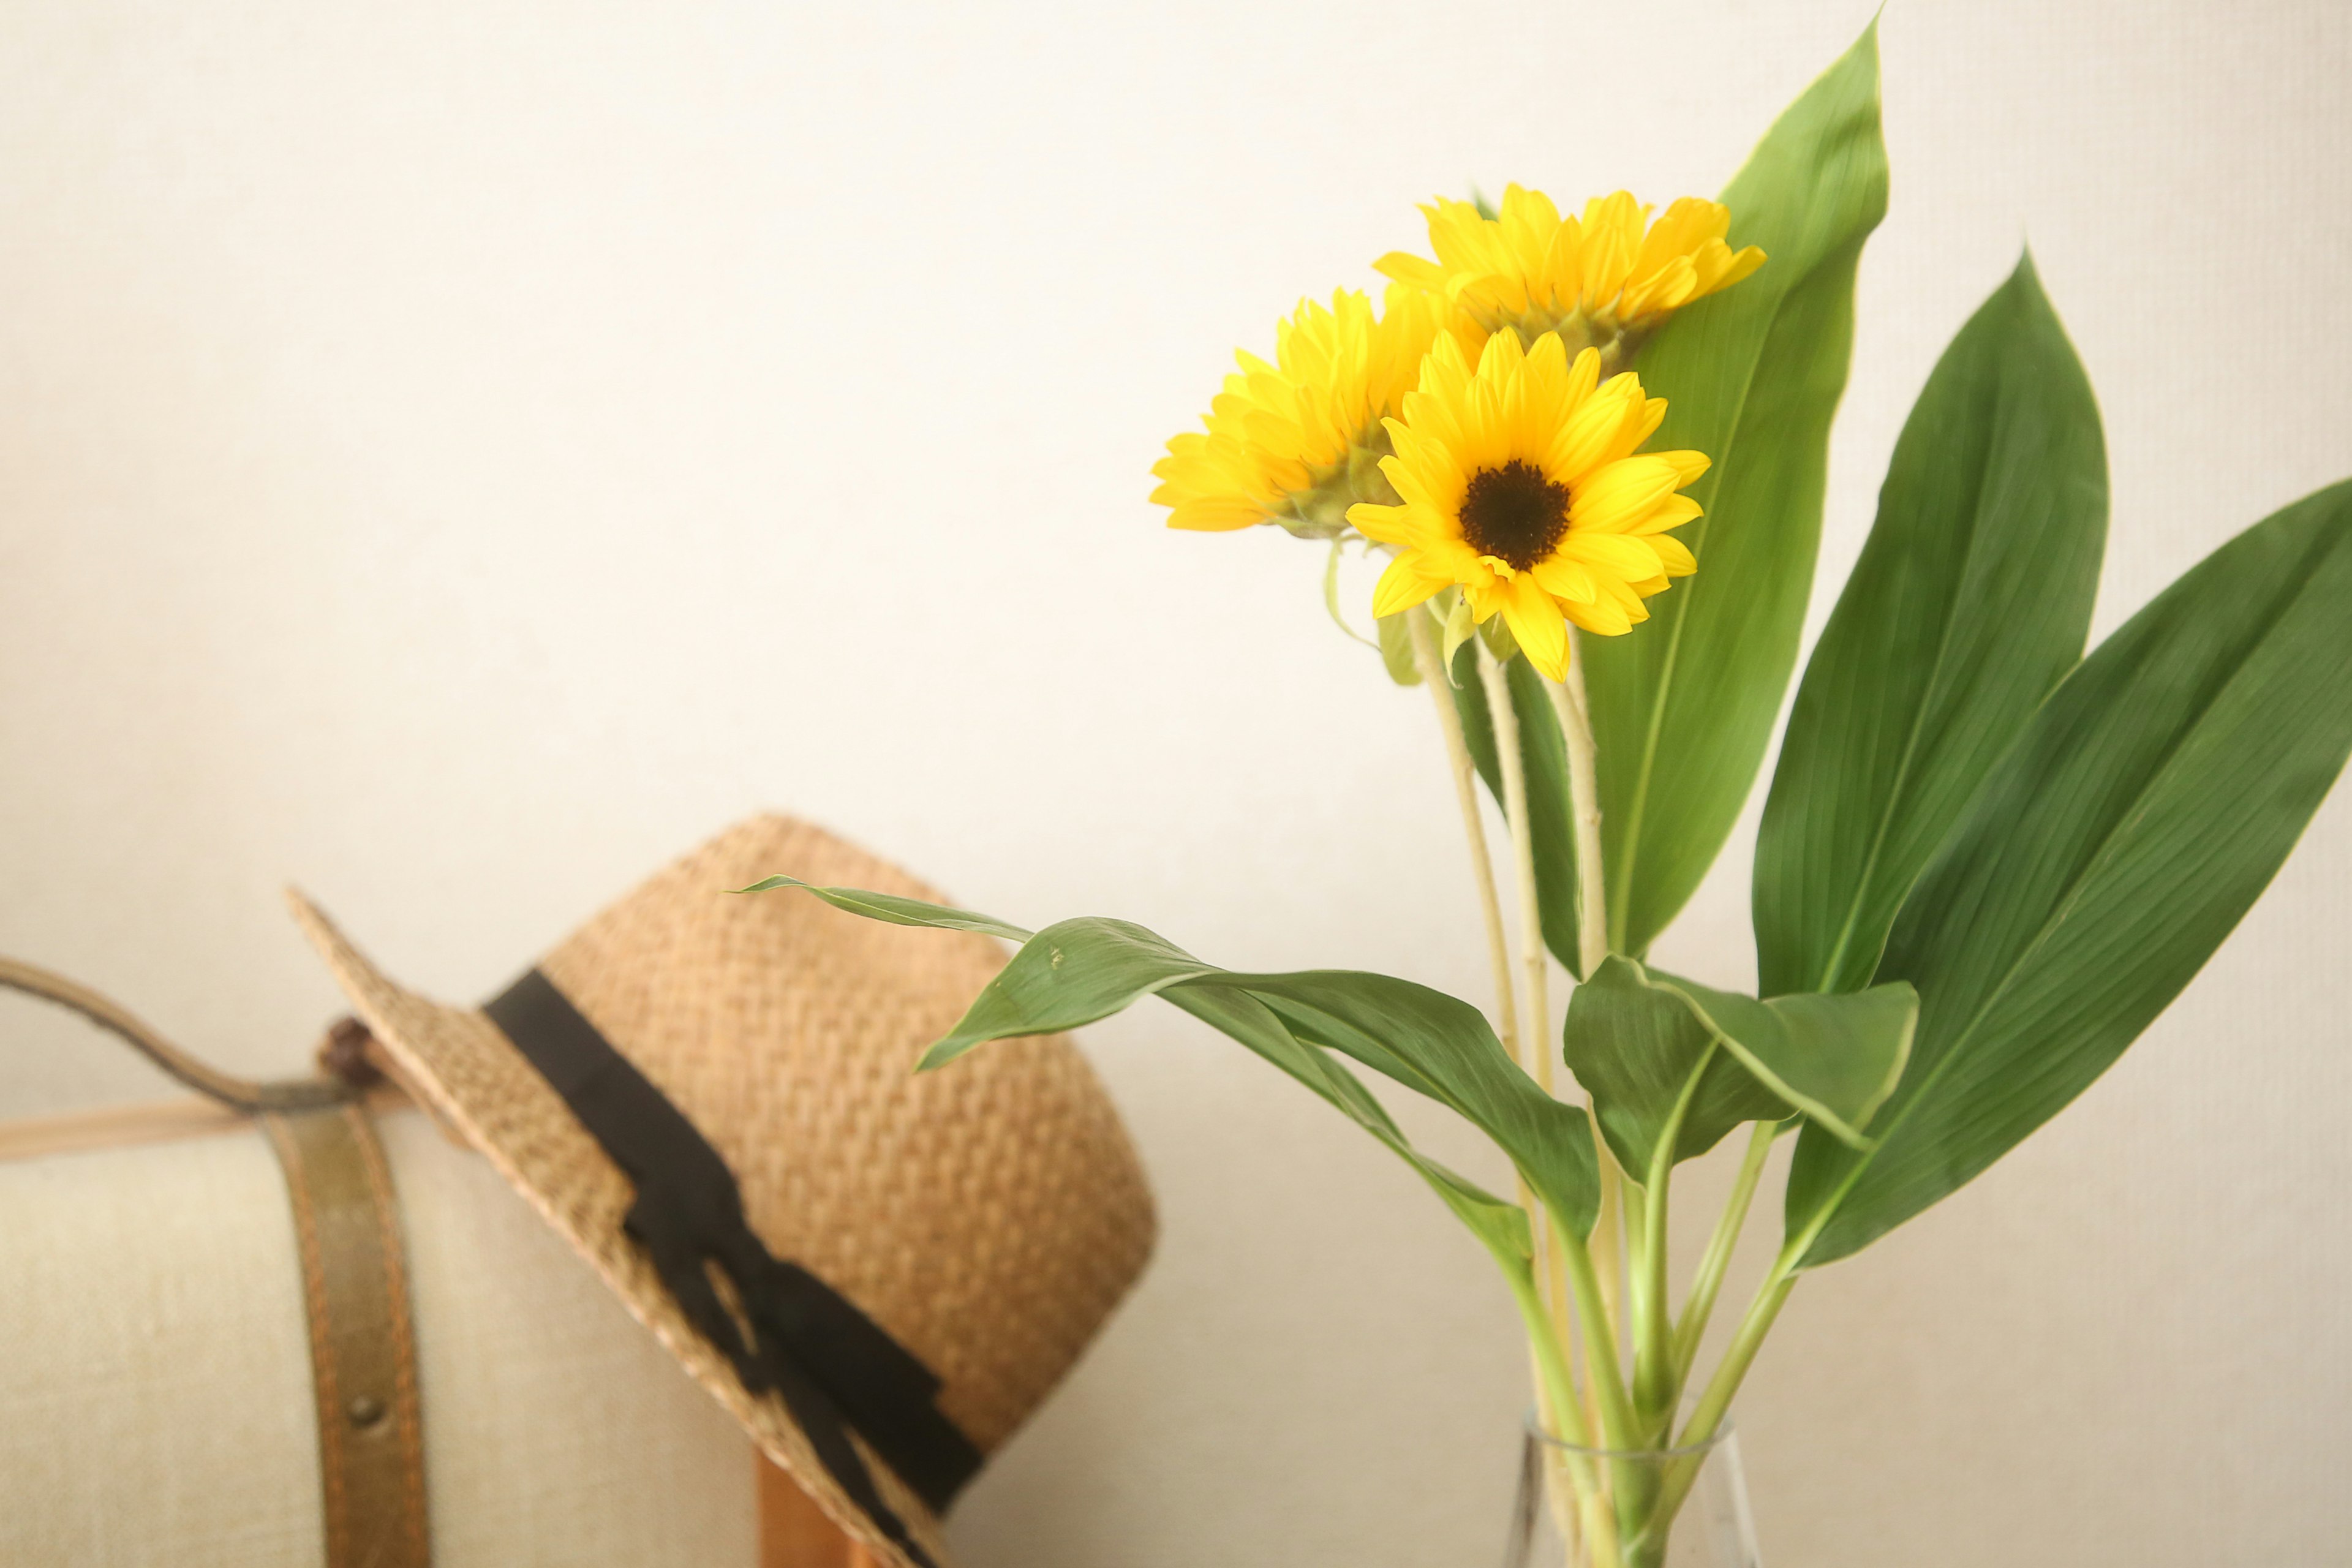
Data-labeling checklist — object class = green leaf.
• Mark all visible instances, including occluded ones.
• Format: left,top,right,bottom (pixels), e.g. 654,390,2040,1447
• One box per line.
930,915,1599,1232
1449,644,1587,976
1412,1156,1537,1265
1562,956,1913,1176
1580,21,1889,959
1376,609,1422,685
1562,959,1779,1175
1234,971,1596,1229
733,875,1032,942
1163,984,1531,1265
1648,971,1915,1147
1754,253,2108,997
751,881,1597,1237
1789,479,2352,1266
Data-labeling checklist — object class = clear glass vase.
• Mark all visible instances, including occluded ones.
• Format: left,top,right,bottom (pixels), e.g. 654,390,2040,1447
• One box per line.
1501,1415,1760,1568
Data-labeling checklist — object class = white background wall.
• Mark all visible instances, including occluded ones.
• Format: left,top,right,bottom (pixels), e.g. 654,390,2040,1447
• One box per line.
4,2,2348,1562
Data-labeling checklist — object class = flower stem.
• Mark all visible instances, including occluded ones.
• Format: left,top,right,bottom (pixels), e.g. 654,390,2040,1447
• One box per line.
1475,639,1555,1097
1407,610,1518,1063
1470,635,1588,1400
1545,648,1629,1393
1546,647,1610,982
1406,609,1577,1446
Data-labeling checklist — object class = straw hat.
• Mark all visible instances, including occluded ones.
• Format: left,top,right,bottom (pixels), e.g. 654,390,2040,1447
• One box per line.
289,814,1156,1568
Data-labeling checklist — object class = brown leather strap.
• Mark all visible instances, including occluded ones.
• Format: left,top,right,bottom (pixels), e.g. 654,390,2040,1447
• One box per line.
3,958,435,1566
759,1452,883,1568
263,1104,433,1568
0,956,348,1111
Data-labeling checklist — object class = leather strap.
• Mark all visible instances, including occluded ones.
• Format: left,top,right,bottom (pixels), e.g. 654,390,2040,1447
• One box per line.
0,955,346,1112
263,1103,432,1568
1,956,433,1568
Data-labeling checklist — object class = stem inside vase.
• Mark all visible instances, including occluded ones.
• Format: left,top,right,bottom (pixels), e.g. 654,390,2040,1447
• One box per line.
1506,1416,1758,1568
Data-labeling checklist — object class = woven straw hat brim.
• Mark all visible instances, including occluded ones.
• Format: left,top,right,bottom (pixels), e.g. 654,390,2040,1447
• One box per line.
288,892,954,1568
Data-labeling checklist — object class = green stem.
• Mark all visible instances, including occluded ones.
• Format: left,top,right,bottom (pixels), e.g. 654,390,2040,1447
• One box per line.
1656,1245,1803,1523
1588,1134,1627,1396
1559,1212,1671,1551
1504,1257,1588,1450
1504,1250,1630,1568
1624,1040,1719,1446
1670,1120,1776,1386
1553,1216,1638,1452
1616,1175,1648,1447
1629,1109,1687,1435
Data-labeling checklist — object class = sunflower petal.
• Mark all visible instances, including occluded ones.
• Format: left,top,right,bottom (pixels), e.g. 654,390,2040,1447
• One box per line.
1531,557,1599,605
1150,287,1445,535
1499,575,1570,680
1570,455,1689,532
1372,553,1451,617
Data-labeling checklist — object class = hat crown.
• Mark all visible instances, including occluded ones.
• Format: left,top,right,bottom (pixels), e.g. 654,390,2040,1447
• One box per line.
528,815,1153,1454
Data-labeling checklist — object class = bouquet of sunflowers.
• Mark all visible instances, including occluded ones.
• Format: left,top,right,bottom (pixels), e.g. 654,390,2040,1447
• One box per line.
760,21,2352,1566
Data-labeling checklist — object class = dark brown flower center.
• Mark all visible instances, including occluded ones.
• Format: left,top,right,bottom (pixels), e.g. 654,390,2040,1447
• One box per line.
1459,459,1571,573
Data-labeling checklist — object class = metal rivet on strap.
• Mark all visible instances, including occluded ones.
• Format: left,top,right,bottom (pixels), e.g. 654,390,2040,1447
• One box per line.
347,1395,388,1430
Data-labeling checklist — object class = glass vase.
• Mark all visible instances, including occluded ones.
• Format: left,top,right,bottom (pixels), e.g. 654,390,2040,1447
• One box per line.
1501,1416,1760,1568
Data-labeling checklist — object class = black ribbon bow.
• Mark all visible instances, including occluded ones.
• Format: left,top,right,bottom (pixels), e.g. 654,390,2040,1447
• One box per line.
484,970,980,1567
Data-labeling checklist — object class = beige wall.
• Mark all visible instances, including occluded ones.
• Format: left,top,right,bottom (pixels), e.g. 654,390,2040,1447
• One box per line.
4,2,2348,1563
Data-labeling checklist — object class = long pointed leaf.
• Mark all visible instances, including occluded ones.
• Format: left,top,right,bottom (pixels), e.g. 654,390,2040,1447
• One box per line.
1164,985,1533,1265
1790,479,2352,1265
750,882,1597,1236
735,875,1033,942
1581,21,1889,958
1754,254,2108,997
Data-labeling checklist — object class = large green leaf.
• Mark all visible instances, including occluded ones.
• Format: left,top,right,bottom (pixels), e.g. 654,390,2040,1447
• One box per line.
1788,480,2352,1265
1562,956,1913,1176
1163,984,1533,1267
1580,21,1889,959
746,877,1596,1237
1754,254,2108,998
1450,643,1586,974
933,916,1598,1233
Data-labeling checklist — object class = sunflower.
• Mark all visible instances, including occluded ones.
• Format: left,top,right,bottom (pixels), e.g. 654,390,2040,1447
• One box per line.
1377,186,1765,371
1152,285,1443,538
1346,328,1708,681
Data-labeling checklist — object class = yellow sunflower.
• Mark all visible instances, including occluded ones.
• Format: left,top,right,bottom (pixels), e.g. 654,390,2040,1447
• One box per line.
1346,328,1708,682
1377,186,1765,371
1152,285,1443,538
